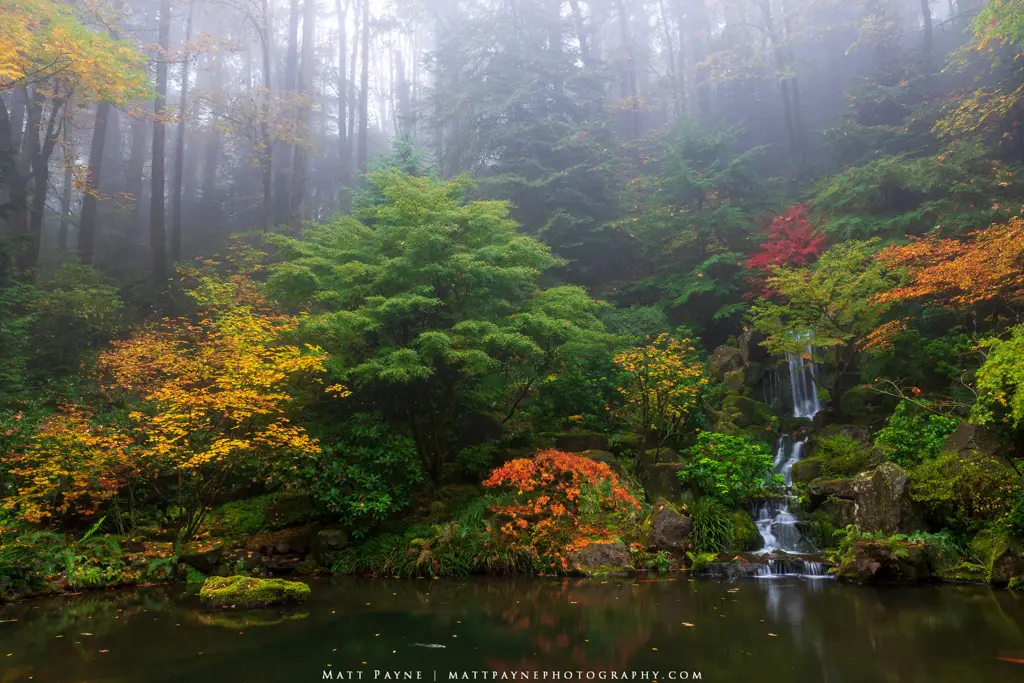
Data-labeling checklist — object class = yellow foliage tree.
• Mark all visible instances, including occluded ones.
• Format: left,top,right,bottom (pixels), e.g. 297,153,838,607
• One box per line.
613,333,707,466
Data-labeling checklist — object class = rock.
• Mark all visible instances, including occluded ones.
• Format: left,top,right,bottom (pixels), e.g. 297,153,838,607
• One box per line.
790,458,821,484
943,423,1003,458
971,531,1024,586
568,540,632,576
721,395,773,428
264,493,315,530
555,432,609,452
808,477,855,507
837,540,931,584
696,559,764,580
179,545,225,575
199,576,310,608
580,450,622,473
722,369,745,394
640,448,680,466
819,424,874,447
645,500,692,551
732,510,764,552
641,463,687,503
849,463,920,534
818,497,857,529
229,550,262,573
313,529,350,566
261,554,302,574
708,346,743,382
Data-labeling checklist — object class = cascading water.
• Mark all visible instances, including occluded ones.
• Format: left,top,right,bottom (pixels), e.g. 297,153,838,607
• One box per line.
786,345,821,420
752,342,833,579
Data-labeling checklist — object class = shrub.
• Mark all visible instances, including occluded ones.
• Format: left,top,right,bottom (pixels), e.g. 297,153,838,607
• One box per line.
815,434,876,477
686,551,718,571
677,433,779,506
689,498,735,554
874,401,959,466
909,451,1020,534
482,450,641,573
295,413,422,538
0,528,64,598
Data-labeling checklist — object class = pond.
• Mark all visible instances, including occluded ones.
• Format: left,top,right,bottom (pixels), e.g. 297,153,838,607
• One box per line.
2,576,1024,682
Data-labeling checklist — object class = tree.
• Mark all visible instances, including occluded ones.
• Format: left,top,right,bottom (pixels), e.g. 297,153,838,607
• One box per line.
150,0,171,287
748,239,899,407
973,323,1024,431
613,332,707,465
268,169,607,480
746,204,827,295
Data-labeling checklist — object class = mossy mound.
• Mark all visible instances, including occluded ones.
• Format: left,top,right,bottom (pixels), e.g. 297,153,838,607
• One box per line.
199,575,310,608
731,510,763,552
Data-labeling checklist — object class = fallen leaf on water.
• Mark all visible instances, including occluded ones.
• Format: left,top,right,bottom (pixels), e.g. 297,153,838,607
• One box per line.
80,633,93,636
651,648,658,651
100,650,109,654
681,622,695,627
768,634,777,637
996,657,1024,664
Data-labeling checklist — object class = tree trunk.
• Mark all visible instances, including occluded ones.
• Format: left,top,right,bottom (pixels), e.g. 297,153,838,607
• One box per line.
614,0,640,141
78,100,112,263
127,112,148,240
24,91,65,269
336,0,350,189
150,0,171,288
171,0,195,263
289,0,316,234
259,0,274,232
568,0,591,67
59,110,73,251
276,0,302,227
357,0,370,174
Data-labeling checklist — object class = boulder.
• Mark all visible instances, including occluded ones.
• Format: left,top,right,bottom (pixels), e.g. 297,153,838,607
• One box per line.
179,545,225,575
849,462,920,534
580,450,622,474
721,395,773,428
258,528,311,557
645,499,692,551
708,346,743,382
837,540,931,584
555,432,609,452
641,463,687,503
313,529,350,566
807,477,855,507
199,575,310,608
722,369,745,394
818,497,857,529
971,531,1024,586
568,540,632,576
943,423,1003,458
640,448,680,467
790,458,821,484
818,424,874,447
732,509,764,552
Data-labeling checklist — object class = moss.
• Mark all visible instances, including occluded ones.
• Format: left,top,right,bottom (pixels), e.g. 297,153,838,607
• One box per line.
730,509,762,552
971,530,1010,580
808,512,838,550
1009,576,1024,592
199,575,310,608
196,610,309,628
937,562,989,583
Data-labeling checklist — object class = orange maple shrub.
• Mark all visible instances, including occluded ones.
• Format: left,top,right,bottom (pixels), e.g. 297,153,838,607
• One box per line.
482,450,641,573
875,217,1024,309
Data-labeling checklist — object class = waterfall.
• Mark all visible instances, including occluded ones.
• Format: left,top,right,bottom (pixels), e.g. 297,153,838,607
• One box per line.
753,436,815,556
786,345,821,419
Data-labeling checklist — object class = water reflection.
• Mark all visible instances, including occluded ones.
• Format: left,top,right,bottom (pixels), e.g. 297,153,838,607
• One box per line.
0,577,1023,682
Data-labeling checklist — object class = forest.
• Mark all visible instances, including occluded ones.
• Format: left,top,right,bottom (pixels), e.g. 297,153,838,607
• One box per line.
2,0,1024,599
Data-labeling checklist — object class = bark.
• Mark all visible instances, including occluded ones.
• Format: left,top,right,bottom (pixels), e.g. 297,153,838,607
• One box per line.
357,0,370,174
336,0,350,188
276,0,302,226
150,0,171,288
171,0,195,263
24,90,66,269
126,113,148,238
78,100,112,263
614,0,640,141
568,0,591,67
59,109,73,252
289,0,316,234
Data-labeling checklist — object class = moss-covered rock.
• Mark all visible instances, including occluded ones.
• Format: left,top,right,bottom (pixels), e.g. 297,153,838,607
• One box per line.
721,395,774,428
708,346,743,382
199,575,311,608
791,458,822,484
936,562,989,583
837,539,932,584
554,431,609,452
731,509,763,552
568,540,632,577
643,499,692,551
971,531,1024,586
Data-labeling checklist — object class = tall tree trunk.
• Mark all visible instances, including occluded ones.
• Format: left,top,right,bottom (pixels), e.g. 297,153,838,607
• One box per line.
25,91,66,270
691,0,712,119
336,0,350,189
614,0,640,142
59,109,73,251
275,0,301,227
78,100,112,263
290,0,316,234
568,0,591,67
127,113,148,239
348,0,359,161
357,0,370,174
6,86,32,251
259,0,274,232
171,0,195,263
150,0,171,288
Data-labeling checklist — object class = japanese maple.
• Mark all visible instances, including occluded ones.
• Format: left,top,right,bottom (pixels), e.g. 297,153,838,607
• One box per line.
746,205,827,297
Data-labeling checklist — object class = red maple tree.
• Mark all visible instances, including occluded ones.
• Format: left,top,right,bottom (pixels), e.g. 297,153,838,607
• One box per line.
746,205,828,297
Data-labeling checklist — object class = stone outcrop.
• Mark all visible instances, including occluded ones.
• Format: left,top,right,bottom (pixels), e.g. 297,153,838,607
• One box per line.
644,499,692,551
943,423,1003,458
313,529,350,567
807,463,920,535
790,458,821,484
641,463,687,503
708,346,743,382
837,540,932,584
580,450,622,473
568,540,632,576
972,531,1024,586
555,432,609,452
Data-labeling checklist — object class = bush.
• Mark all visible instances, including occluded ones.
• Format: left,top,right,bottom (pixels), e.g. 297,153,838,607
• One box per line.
295,413,422,538
689,498,735,554
874,401,959,466
909,451,1020,534
677,433,779,506
815,434,876,477
686,551,718,571
0,528,64,598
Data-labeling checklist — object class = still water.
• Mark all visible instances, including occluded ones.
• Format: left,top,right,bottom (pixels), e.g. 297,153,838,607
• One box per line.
2,576,1024,682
